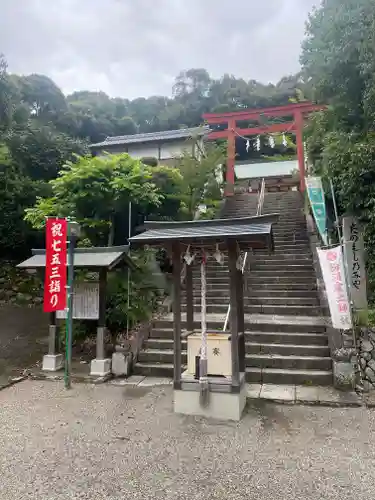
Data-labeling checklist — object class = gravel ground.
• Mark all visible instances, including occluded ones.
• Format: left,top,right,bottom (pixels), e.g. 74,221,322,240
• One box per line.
0,380,374,500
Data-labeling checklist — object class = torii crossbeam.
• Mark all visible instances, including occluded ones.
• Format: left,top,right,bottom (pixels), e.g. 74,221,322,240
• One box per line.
203,102,326,195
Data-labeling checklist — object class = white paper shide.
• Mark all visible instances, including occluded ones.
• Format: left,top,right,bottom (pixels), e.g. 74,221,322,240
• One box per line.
317,246,352,330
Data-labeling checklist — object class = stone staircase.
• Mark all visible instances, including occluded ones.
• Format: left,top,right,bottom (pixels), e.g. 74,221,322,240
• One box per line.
134,190,333,386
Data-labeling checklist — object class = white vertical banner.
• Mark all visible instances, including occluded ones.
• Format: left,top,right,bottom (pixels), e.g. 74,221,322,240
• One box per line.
342,216,368,312
317,246,352,330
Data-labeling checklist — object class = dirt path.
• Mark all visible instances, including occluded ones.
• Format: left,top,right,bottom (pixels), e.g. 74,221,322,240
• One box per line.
0,305,48,386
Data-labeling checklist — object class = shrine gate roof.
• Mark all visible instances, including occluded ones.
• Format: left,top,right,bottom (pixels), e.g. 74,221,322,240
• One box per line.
129,214,278,251
17,245,135,271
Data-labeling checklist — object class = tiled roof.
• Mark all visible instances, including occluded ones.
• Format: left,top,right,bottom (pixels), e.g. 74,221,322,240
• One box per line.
129,215,278,251
90,126,210,149
130,222,272,242
17,246,135,270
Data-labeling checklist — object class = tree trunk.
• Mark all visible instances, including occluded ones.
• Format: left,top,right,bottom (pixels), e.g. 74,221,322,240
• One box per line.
107,215,115,247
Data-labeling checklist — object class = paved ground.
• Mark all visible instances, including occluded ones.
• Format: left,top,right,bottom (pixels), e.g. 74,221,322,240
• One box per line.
111,375,363,406
0,380,374,499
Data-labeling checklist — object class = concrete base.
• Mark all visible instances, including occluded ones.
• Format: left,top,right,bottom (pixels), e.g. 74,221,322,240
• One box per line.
42,354,63,372
174,384,247,421
90,358,111,376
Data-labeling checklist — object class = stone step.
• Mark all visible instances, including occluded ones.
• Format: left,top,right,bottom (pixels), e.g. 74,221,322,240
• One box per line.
245,367,333,386
133,362,175,378
138,349,187,364
247,290,318,299
150,327,174,339
245,342,330,357
182,303,322,316
244,296,319,306
273,238,309,245
145,338,186,350
189,296,319,306
245,318,327,334
246,331,328,346
192,281,229,288
249,276,316,284
252,253,312,260
154,315,328,334
250,264,315,272
268,245,312,253
246,353,331,371
148,329,329,346
145,337,329,357
247,282,317,291
137,349,332,371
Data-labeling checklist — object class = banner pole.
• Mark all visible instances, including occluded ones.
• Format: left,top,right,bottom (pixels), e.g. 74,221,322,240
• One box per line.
64,220,75,390
329,178,342,243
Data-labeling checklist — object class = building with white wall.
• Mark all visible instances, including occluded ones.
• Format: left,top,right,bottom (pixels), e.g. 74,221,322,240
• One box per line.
90,126,209,165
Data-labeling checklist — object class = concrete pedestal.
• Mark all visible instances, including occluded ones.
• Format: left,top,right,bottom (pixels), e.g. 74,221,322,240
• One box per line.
90,358,111,376
174,383,247,421
111,352,132,377
42,354,63,372
333,360,355,389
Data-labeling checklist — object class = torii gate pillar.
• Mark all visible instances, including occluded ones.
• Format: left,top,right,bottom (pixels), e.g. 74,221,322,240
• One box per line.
203,102,326,196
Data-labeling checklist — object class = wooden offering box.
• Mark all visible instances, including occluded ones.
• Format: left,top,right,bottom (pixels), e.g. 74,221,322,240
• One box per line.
187,332,232,377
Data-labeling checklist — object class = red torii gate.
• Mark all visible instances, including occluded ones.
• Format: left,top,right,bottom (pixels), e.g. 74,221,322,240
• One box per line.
202,102,325,195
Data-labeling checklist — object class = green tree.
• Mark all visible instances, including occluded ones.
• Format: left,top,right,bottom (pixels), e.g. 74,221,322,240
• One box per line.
25,153,162,246
6,123,88,182
0,55,13,135
175,143,225,219
301,0,375,297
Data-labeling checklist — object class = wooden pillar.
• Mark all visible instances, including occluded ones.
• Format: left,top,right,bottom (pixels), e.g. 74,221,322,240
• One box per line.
225,119,236,196
236,268,246,373
48,312,59,355
185,263,194,332
172,243,182,389
295,111,306,192
96,268,107,360
228,239,240,387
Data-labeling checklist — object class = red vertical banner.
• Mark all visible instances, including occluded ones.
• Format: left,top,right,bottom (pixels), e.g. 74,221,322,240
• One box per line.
43,218,68,313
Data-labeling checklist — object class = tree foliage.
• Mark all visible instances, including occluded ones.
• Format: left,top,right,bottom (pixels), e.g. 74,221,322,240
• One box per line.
25,154,162,246
301,0,375,297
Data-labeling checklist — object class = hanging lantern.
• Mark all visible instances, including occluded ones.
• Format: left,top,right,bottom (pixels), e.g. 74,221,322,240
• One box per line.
268,135,275,149
246,139,250,153
282,133,288,147
255,136,261,151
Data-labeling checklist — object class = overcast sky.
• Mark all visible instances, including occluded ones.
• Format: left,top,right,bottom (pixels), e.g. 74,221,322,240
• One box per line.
0,0,319,99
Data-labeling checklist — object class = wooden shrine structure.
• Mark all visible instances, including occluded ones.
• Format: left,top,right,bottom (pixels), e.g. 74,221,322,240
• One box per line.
129,215,277,421
203,102,326,195
18,246,135,376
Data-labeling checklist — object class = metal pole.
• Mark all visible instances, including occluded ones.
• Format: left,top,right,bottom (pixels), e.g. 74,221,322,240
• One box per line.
126,202,132,337
329,178,342,243
64,222,76,390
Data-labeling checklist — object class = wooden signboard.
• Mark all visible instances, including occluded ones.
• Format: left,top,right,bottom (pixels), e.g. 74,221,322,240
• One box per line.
56,282,99,320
